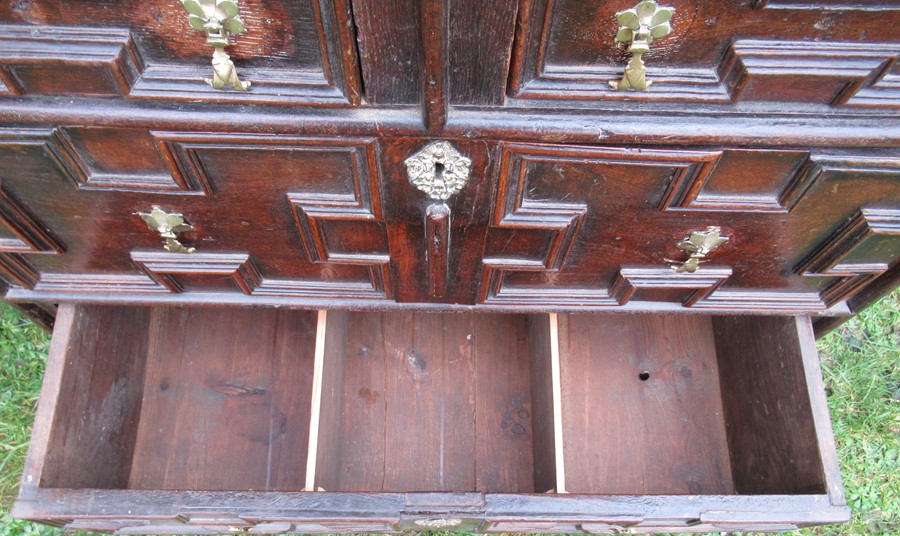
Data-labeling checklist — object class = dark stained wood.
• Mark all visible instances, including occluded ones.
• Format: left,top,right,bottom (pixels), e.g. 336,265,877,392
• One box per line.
420,0,448,132
448,1,518,106
351,0,422,105
508,0,900,109
713,316,827,495
0,1,362,105
425,203,450,298
558,314,734,495
6,0,895,531
129,307,317,491
40,305,151,489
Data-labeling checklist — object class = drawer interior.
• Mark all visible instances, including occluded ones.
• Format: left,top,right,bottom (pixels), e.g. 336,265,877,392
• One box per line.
39,306,318,492
557,315,827,496
29,305,830,498
310,312,553,493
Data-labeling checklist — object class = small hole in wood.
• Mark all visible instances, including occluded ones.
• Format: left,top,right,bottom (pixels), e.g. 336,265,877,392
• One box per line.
638,371,650,381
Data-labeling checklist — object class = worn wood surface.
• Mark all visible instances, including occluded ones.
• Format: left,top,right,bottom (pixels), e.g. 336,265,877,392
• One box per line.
326,312,539,493
41,305,150,489
311,310,348,492
713,316,827,495
7,0,893,531
129,307,317,491
558,314,733,495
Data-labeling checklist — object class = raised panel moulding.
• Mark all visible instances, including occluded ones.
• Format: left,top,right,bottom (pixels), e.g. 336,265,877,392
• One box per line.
720,40,900,107
0,24,142,97
130,251,262,295
795,208,900,307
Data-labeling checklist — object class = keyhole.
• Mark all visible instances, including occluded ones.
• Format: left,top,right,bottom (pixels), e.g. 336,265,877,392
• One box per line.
434,162,445,179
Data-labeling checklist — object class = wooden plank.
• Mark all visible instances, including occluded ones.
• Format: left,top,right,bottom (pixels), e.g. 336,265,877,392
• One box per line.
448,1,518,105
559,314,733,495
474,314,535,492
549,313,566,494
380,312,476,491
795,316,847,505
304,310,328,491
336,312,542,493
425,203,450,298
527,314,556,493
40,305,151,489
713,315,827,495
17,303,76,496
312,311,348,492
420,0,448,132
129,308,317,491
351,0,422,105
333,311,387,491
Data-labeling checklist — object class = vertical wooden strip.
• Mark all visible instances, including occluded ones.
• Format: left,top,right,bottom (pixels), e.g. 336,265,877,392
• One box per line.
304,310,330,491
795,316,847,506
16,304,76,498
313,311,348,492
328,0,363,106
421,0,448,132
448,1,518,105
425,203,451,298
549,313,566,493
528,314,556,493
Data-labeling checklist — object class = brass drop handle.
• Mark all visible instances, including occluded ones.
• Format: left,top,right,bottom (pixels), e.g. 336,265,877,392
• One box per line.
136,207,196,254
666,227,729,273
610,0,674,91
180,0,250,91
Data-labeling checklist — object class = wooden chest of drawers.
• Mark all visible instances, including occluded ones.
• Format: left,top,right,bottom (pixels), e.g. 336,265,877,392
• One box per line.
2,0,898,533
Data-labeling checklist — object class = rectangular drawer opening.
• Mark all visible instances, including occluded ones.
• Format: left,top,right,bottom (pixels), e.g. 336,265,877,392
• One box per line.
556,314,829,496
21,305,843,531
37,306,318,492
309,311,556,494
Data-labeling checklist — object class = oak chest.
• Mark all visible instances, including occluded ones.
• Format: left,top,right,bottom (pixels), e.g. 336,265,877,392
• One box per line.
3,0,899,533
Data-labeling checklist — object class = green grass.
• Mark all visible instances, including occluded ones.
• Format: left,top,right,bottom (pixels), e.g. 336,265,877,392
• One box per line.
0,298,896,536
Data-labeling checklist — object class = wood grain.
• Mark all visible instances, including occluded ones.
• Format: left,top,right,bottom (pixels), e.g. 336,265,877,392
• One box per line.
328,312,539,492
558,314,733,495
713,315,827,495
129,307,317,491
40,305,151,489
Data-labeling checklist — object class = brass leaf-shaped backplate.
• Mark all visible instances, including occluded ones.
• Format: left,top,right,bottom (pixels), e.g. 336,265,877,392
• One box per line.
610,0,675,91
667,227,729,273
136,206,196,254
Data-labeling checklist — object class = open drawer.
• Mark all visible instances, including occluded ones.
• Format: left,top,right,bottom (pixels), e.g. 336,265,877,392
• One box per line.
13,305,850,534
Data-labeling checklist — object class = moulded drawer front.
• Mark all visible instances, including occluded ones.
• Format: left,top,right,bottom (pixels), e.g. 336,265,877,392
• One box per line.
13,304,849,533
0,2,361,106
482,142,900,312
510,0,900,110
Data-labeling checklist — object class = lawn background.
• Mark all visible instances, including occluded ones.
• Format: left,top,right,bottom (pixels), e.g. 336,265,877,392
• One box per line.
0,297,896,536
